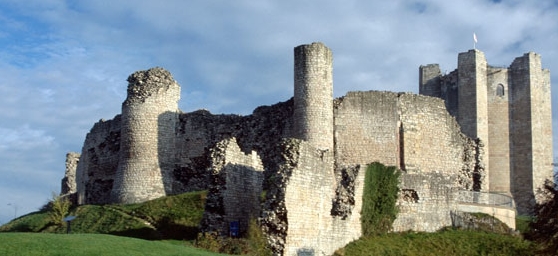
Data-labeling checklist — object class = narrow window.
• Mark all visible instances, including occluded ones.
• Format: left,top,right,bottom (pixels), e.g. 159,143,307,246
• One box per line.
496,84,505,97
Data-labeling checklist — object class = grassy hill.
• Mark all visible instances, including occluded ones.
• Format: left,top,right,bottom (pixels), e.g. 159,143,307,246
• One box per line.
334,229,533,256
0,190,539,255
0,232,225,256
0,191,207,240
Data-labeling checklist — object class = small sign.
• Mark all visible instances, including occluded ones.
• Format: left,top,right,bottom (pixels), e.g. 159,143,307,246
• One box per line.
63,216,76,222
229,221,239,237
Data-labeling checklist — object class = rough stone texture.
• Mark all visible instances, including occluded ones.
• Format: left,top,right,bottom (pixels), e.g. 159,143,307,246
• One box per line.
293,42,334,151
200,137,264,235
75,116,121,205
61,152,80,195
487,66,511,193
419,64,442,97
111,67,180,204
261,139,363,256
66,43,552,255
420,49,553,215
334,91,400,167
510,52,554,215
457,50,490,192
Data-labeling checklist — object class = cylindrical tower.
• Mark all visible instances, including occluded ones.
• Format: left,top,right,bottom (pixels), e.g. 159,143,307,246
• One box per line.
293,42,334,151
111,67,180,204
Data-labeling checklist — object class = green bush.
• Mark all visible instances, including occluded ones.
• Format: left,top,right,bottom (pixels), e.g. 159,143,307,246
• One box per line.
361,162,400,236
195,219,272,255
48,193,72,227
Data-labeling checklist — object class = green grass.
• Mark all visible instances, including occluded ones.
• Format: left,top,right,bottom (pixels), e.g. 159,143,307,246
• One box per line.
0,191,207,240
335,229,534,256
516,215,533,234
0,232,226,256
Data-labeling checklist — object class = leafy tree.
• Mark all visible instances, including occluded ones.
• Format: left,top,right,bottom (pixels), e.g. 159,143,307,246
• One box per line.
527,179,558,255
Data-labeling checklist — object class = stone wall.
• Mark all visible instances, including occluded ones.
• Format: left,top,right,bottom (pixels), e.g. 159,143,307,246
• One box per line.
334,91,400,167
61,152,80,195
510,52,554,215
486,66,511,193
200,137,264,235
261,139,363,256
75,116,121,205
457,50,490,191
419,64,442,97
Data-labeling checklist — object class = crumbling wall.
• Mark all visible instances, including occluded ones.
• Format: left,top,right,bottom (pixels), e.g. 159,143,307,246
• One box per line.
334,90,483,232
200,137,264,236
61,152,80,195
173,99,294,194
261,139,363,256
75,116,121,205
395,93,483,232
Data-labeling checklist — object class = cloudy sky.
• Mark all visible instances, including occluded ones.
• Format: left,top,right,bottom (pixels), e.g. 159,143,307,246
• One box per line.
1,0,557,224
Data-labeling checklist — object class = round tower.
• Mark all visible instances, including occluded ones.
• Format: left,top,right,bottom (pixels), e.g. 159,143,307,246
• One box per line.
293,42,334,151
111,67,180,204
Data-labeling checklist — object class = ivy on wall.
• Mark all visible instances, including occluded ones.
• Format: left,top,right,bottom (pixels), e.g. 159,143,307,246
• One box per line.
361,162,401,236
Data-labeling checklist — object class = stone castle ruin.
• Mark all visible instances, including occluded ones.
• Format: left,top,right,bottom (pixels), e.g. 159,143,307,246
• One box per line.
62,42,553,255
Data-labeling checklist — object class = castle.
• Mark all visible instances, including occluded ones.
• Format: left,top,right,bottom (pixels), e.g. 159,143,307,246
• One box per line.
62,42,553,255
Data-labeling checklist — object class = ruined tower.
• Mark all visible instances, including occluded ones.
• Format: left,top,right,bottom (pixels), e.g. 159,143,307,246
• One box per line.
509,52,553,214
293,42,334,151
110,67,180,204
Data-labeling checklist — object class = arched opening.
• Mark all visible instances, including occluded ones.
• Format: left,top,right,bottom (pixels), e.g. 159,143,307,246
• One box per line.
496,84,505,97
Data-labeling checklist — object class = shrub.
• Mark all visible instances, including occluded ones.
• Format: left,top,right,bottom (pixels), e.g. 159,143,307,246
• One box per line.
48,193,71,226
361,162,400,236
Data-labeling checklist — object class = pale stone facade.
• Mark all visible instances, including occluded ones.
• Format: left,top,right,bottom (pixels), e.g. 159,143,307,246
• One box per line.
420,50,554,215
65,42,551,255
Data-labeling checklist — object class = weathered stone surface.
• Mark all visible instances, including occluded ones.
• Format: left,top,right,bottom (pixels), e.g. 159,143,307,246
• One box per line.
61,152,80,195
200,137,264,236
66,43,552,255
421,50,554,215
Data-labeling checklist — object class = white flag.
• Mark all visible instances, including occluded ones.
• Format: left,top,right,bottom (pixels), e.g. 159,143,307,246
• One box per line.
473,33,478,43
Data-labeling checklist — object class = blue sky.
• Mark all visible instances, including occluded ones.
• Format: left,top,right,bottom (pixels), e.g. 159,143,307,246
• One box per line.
1,0,557,224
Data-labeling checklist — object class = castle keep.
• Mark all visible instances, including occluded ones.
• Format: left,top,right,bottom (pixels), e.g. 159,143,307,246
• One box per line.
63,42,553,255
420,50,553,214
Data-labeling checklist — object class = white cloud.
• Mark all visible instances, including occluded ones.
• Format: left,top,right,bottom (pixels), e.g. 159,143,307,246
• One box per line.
0,0,557,219
0,125,55,151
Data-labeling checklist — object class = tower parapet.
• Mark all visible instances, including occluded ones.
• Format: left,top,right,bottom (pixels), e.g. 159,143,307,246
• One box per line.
419,64,442,97
111,67,180,204
293,42,334,151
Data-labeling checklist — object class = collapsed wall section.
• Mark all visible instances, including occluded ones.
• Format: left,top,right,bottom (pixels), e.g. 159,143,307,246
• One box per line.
200,137,264,236
75,116,121,205
261,139,363,256
396,93,482,231
173,99,294,194
334,91,483,232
